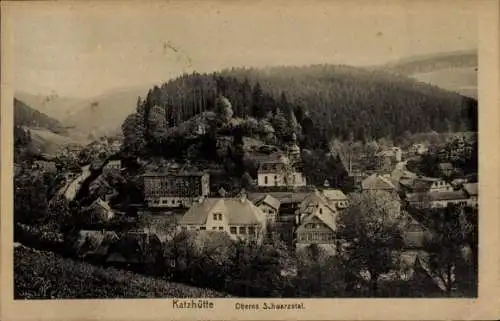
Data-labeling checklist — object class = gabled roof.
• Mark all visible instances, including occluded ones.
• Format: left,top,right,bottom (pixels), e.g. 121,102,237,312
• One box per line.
179,198,266,226
298,190,337,215
249,194,281,211
299,209,337,232
361,174,397,191
322,189,348,201
463,183,478,196
248,192,310,205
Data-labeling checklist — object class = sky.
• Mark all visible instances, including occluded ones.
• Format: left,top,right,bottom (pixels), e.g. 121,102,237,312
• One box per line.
6,0,478,98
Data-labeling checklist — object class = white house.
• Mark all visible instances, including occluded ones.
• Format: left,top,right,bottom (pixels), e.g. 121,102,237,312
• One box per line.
257,158,306,188
321,189,349,210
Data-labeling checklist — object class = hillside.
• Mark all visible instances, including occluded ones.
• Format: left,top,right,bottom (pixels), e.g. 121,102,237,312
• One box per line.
14,245,230,299
14,98,67,134
15,91,86,122
121,64,477,158
62,86,149,139
25,127,76,155
377,50,478,99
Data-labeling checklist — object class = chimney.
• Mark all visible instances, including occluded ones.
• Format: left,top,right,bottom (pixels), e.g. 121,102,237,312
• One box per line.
239,188,247,203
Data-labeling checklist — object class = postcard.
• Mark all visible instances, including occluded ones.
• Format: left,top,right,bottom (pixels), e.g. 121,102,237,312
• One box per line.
1,0,499,320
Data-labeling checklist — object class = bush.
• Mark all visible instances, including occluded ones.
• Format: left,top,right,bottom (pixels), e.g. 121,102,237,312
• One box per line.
14,245,230,299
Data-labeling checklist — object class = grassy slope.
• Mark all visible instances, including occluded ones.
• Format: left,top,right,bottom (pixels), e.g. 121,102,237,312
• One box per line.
14,246,230,299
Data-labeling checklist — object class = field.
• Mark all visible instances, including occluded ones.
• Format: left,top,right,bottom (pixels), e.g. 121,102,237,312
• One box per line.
14,245,230,299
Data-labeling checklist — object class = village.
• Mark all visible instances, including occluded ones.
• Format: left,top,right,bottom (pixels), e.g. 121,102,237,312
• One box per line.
20,129,478,296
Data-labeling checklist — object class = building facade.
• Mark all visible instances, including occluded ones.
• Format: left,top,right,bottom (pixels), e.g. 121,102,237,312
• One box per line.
295,190,338,248
143,171,210,208
177,197,267,243
257,161,307,188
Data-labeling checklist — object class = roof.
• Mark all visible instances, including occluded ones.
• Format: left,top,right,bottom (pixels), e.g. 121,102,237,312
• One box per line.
74,230,119,257
463,183,478,196
438,162,454,171
249,194,281,210
298,190,337,216
299,210,337,232
428,190,468,201
361,174,397,191
143,171,208,177
321,189,348,201
178,198,266,226
248,192,310,204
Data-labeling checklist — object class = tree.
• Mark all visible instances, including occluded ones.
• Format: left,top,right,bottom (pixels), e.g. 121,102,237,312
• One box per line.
14,172,49,226
271,108,288,141
424,204,475,296
215,95,234,124
336,191,405,297
121,113,146,157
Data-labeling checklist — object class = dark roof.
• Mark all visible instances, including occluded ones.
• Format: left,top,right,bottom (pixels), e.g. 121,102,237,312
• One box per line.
143,171,208,177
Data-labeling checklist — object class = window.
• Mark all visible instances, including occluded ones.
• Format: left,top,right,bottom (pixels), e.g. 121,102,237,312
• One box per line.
239,226,247,234
264,176,268,185
212,227,217,230
274,175,277,180
218,226,224,231
213,213,218,220
319,208,323,214
248,226,255,235
199,226,206,231
230,226,237,234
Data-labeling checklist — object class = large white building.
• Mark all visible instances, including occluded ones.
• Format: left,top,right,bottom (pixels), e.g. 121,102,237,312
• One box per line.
256,153,306,188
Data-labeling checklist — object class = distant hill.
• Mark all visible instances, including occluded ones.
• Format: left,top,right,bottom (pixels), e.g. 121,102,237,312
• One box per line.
61,86,149,139
15,91,86,122
14,98,81,155
14,98,67,134
377,50,478,99
121,64,477,160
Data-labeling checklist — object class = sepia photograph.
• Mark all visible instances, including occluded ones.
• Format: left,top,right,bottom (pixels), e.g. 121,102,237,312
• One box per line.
2,1,498,319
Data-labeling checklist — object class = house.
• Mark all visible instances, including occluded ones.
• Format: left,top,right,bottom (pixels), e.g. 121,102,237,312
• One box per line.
103,159,121,173
88,175,119,202
399,212,433,249
106,231,163,272
257,156,306,188
82,197,115,222
463,183,478,208
438,162,454,177
177,195,268,243
410,176,453,193
361,173,399,192
295,190,339,250
321,189,349,210
429,190,469,208
410,143,429,155
32,160,57,172
248,194,281,223
73,230,119,261
376,147,403,163
143,171,210,208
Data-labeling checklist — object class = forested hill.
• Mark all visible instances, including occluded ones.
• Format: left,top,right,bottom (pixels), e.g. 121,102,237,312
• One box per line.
14,98,67,135
122,64,477,155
